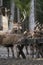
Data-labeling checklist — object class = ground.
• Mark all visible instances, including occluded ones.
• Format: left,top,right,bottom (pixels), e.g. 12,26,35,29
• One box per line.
0,58,43,65
0,46,43,65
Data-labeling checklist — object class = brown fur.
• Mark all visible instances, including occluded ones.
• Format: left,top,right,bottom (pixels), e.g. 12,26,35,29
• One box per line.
0,34,23,45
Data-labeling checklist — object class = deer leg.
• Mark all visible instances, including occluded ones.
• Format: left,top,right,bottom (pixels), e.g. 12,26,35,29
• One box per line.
25,45,29,55
17,45,24,58
11,46,15,58
39,48,43,58
7,47,9,58
17,45,26,59
30,44,34,58
36,46,40,58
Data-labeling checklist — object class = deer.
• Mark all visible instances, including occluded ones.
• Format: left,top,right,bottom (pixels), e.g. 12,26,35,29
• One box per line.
0,22,24,58
0,31,24,58
32,24,43,58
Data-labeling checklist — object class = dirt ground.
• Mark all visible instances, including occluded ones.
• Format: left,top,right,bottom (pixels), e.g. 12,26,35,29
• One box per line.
0,58,43,65
0,46,43,65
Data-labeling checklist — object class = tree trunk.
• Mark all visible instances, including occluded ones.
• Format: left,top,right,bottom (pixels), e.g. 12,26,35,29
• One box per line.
10,0,15,29
29,0,35,32
17,8,20,23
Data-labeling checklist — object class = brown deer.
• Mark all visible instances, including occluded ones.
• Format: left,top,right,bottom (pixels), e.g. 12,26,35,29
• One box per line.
0,32,23,58
32,24,43,58
0,22,23,58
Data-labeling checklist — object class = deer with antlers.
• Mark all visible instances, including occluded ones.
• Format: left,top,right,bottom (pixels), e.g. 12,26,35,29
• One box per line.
0,22,23,58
